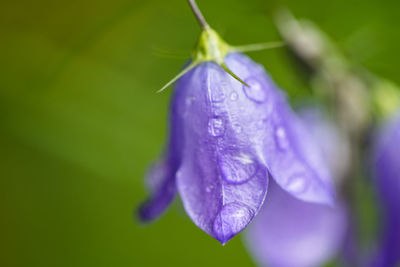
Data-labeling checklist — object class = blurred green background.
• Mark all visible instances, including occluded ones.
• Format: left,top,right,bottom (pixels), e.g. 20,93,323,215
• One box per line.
0,0,399,266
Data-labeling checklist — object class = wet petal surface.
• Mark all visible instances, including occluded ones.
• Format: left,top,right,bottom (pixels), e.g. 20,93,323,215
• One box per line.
175,61,269,244
225,53,335,205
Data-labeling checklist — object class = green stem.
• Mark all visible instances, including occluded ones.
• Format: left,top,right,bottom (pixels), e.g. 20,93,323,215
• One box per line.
187,0,209,30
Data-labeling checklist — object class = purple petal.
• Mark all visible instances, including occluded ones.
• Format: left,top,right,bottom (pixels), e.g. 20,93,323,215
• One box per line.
298,107,350,184
245,180,347,267
175,60,269,244
137,72,189,221
138,157,177,221
372,111,400,266
225,53,335,205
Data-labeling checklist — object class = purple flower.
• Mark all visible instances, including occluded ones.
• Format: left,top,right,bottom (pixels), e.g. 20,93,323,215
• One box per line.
244,107,348,267
245,180,347,267
139,1,335,244
139,52,335,244
372,111,400,267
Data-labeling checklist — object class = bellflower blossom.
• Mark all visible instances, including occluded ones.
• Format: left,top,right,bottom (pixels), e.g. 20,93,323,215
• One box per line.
372,111,400,267
244,107,348,267
139,0,335,244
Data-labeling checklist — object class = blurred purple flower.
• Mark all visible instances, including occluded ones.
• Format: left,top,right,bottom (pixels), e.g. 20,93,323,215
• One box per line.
139,53,335,244
372,112,400,267
298,107,350,183
244,107,348,267
245,180,347,267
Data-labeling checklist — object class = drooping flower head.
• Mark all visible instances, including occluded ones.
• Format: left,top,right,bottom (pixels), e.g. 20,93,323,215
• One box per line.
139,0,335,244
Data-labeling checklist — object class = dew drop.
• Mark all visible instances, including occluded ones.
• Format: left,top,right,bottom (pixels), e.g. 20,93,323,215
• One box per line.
286,173,308,194
205,185,214,193
243,77,267,103
208,117,225,137
275,126,290,150
185,96,195,106
219,152,258,184
213,202,254,244
230,91,238,101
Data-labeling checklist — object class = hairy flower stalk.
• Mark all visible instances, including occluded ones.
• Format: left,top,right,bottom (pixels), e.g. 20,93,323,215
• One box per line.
139,1,335,244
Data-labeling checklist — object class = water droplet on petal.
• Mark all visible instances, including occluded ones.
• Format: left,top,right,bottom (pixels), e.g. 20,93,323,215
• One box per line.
208,117,225,137
243,77,267,103
219,152,258,184
275,126,290,150
213,202,254,244
205,185,214,193
286,173,308,194
185,96,195,106
230,91,238,101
